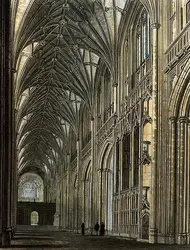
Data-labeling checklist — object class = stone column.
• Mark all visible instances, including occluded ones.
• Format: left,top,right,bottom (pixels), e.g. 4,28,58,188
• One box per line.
149,22,160,244
118,138,122,235
168,116,176,244
54,181,60,229
82,179,85,228
61,163,65,230
98,169,102,224
76,140,81,232
104,169,108,229
177,117,189,244
131,127,134,187
138,99,143,240
113,83,118,114
67,154,70,230
90,118,95,234
0,0,14,246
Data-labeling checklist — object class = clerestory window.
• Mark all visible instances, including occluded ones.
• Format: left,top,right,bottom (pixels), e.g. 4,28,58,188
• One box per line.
136,10,150,69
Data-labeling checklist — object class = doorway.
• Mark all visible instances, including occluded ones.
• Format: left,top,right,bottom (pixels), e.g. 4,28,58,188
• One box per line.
31,211,39,225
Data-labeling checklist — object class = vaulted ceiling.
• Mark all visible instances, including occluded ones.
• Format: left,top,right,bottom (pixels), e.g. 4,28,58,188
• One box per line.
13,0,153,180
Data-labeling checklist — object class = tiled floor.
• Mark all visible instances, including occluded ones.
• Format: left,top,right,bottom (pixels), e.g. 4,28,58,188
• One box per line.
4,229,190,249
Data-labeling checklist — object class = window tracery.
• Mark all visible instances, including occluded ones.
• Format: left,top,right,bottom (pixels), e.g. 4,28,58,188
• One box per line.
136,10,150,70
97,68,114,129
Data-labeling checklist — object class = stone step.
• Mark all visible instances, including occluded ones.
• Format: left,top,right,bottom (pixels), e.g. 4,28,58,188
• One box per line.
11,239,69,248
13,235,54,240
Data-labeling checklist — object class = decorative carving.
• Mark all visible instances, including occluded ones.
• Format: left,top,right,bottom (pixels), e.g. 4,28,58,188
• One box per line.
142,186,150,213
142,141,151,165
142,108,152,125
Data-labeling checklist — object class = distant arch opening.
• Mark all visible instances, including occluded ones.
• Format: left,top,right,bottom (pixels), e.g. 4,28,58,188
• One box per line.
31,211,39,226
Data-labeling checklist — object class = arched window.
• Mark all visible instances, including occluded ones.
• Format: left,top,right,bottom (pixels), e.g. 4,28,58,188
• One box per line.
97,68,114,129
136,10,150,69
104,69,114,121
97,80,103,129
23,182,35,199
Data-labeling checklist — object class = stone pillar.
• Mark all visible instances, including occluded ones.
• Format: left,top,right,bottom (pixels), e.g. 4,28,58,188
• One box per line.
131,127,134,187
90,118,95,234
59,171,63,230
97,168,101,225
76,140,81,232
0,0,14,246
113,83,118,114
138,100,143,240
104,169,108,229
168,116,176,244
54,182,60,228
82,179,85,227
118,138,122,235
187,121,190,243
66,154,70,230
177,117,189,244
149,22,160,244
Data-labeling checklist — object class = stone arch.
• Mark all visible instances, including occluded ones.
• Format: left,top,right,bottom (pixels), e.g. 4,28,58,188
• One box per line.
31,211,39,226
139,0,157,23
169,59,190,118
83,160,92,232
98,141,114,234
98,139,113,171
118,0,153,101
119,0,157,50
82,159,91,182
168,59,190,244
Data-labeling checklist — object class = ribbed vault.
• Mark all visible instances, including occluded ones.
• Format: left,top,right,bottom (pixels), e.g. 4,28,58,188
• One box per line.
14,0,118,180
13,0,155,181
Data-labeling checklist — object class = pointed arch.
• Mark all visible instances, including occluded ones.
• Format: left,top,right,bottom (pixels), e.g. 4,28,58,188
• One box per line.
98,139,113,171
169,59,190,118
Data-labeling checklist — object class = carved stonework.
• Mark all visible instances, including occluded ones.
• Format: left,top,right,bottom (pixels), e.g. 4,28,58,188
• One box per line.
142,186,150,215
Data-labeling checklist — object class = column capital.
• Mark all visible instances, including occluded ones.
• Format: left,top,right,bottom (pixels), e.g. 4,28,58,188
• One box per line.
178,116,189,123
169,116,176,123
151,22,161,29
112,83,118,87
11,68,17,73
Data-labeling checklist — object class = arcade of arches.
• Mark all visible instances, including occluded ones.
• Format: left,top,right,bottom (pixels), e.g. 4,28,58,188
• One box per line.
0,0,190,247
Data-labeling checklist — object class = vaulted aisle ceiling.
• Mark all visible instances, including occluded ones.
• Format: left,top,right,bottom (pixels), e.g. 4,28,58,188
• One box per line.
13,0,135,178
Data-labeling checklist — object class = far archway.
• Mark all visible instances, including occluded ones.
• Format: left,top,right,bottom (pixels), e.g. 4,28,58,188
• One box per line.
31,211,39,226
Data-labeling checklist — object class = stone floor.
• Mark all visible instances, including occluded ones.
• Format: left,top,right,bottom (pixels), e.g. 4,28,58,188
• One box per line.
3,228,190,249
